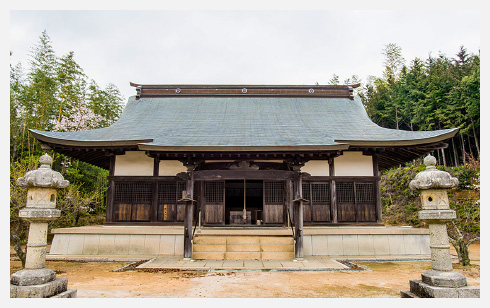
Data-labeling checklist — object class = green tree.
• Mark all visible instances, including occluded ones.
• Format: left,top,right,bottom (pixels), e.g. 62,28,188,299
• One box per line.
55,51,88,124
328,73,339,85
87,81,125,127
10,31,124,266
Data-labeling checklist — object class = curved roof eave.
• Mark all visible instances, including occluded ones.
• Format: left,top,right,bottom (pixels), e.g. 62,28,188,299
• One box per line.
335,127,459,147
29,129,153,148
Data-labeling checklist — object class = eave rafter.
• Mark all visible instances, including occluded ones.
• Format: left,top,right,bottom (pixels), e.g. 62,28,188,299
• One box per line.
145,150,343,162
353,141,449,170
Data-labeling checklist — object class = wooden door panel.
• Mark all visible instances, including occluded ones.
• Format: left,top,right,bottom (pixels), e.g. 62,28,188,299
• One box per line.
264,204,283,224
158,203,175,221
114,203,132,221
176,203,186,221
204,204,224,224
312,204,330,222
303,203,312,222
337,203,356,222
357,203,376,222
132,203,151,221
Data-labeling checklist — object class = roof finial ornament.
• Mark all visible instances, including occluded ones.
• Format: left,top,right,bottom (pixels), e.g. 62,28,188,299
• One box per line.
409,154,458,190
16,153,69,189
423,154,437,170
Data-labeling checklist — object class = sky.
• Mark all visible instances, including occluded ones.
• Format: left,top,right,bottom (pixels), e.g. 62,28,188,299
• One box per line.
8,7,481,102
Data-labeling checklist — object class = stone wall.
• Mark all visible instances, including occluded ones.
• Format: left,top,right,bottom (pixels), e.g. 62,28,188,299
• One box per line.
49,226,429,258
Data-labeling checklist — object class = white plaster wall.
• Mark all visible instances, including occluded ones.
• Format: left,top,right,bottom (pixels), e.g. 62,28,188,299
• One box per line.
334,152,373,176
301,160,330,176
159,160,187,176
114,151,154,176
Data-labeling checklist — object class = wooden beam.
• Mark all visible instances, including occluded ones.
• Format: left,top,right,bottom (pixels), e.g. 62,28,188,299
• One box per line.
193,170,295,181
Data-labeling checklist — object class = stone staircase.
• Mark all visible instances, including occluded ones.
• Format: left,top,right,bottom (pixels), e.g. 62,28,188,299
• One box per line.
192,235,295,260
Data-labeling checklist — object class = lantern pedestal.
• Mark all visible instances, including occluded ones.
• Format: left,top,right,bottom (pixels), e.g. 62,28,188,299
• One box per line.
10,154,77,298
401,155,479,298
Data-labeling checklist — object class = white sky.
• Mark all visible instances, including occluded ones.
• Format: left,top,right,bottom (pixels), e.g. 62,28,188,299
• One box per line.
8,5,481,101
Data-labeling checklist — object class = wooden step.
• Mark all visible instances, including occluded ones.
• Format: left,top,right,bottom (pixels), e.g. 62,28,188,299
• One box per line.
192,235,294,260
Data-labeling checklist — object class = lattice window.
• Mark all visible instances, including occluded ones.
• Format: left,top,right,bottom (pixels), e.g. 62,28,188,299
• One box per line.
355,182,375,204
302,183,310,201
205,181,224,203
311,183,330,204
177,181,186,201
114,182,152,203
265,181,284,204
336,182,355,203
159,182,177,203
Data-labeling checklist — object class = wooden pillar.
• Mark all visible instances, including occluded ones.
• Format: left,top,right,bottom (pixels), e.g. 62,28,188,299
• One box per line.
285,179,293,227
198,181,204,227
105,154,116,224
293,171,304,260
183,168,195,260
373,154,383,223
329,158,338,223
151,156,160,223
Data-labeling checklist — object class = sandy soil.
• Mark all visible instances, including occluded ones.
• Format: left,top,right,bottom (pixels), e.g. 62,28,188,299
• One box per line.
9,244,480,298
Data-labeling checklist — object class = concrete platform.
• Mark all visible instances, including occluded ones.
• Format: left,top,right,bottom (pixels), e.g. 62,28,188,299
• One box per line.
136,255,350,271
48,225,430,258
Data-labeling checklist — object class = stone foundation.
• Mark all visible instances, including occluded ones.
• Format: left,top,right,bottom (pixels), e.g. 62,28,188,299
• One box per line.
49,225,430,258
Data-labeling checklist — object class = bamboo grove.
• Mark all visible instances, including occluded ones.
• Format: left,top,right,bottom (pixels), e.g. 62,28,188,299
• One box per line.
10,31,126,263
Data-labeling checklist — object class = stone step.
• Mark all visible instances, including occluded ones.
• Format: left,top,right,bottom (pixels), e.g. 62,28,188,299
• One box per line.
51,289,77,298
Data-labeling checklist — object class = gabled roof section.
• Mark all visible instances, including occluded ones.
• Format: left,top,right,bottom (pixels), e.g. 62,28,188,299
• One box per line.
30,84,458,169
130,83,359,99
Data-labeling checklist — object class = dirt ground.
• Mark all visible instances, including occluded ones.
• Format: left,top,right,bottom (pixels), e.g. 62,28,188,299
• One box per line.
9,244,480,298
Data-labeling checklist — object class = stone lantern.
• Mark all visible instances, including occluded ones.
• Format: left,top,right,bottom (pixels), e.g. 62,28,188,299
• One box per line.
10,154,77,298
401,154,479,298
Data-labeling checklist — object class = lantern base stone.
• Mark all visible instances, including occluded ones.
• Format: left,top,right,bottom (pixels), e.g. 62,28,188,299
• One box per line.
401,279,479,298
10,277,73,298
10,268,56,286
421,269,467,288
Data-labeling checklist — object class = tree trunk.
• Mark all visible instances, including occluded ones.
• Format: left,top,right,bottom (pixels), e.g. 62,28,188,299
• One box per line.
467,134,474,159
454,240,471,266
452,138,459,167
395,107,399,130
471,120,480,158
10,232,26,268
440,148,447,167
460,133,466,164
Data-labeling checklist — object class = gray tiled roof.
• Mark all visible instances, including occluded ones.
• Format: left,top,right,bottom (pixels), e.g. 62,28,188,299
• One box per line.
31,96,457,150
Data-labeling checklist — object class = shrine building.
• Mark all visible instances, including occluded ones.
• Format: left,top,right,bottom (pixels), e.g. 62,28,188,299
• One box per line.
32,83,458,260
